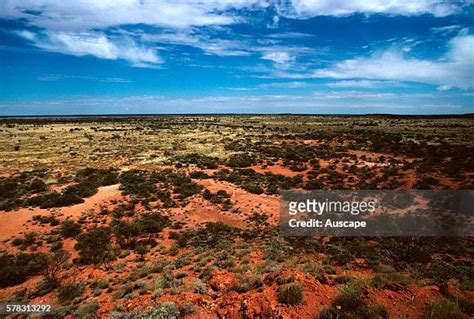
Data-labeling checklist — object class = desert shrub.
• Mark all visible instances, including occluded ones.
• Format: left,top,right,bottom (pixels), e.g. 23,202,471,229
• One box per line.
202,189,233,210
233,274,263,293
189,171,210,179
452,296,474,316
195,222,235,247
326,244,354,266
153,272,182,290
0,197,23,211
174,153,219,169
74,227,114,265
378,238,432,267
135,302,179,319
0,178,20,199
0,253,47,287
264,237,293,262
304,178,323,190
58,282,83,304
326,282,388,318
227,153,255,168
333,282,363,310
11,237,24,246
40,250,70,285
370,273,412,290
114,284,134,299
35,278,57,296
173,181,203,199
26,192,84,209
288,163,307,172
198,266,216,282
317,307,339,319
169,231,180,240
136,212,170,236
299,260,324,278
110,219,141,248
23,232,38,246
63,182,98,198
76,300,99,318
419,258,472,286
242,182,264,194
60,220,82,238
278,282,304,305
119,170,156,200
134,245,149,260
215,168,302,195
192,279,207,294
33,214,59,226
75,167,118,187
28,178,47,193
422,299,464,319
245,212,270,235
287,237,323,254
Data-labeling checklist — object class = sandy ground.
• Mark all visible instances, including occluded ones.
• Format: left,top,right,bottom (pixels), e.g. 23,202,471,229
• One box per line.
0,184,122,241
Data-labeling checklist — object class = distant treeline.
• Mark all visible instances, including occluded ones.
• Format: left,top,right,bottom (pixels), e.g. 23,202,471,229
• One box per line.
0,113,472,125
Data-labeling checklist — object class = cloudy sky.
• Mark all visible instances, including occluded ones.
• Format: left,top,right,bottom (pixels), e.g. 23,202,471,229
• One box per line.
0,0,473,115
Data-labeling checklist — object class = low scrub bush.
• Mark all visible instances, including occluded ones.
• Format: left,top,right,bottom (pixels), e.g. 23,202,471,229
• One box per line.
422,299,465,319
58,282,83,304
0,253,47,287
60,220,82,238
278,282,304,305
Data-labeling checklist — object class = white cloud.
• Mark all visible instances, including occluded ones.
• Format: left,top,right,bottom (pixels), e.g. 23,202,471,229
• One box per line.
267,15,279,28
1,0,467,35
311,32,474,89
259,81,310,89
261,51,294,64
287,0,469,17
37,74,131,82
141,31,251,57
327,80,401,88
17,30,161,67
0,0,242,31
431,25,463,35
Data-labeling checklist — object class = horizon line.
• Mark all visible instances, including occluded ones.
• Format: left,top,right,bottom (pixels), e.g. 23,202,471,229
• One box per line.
0,113,473,119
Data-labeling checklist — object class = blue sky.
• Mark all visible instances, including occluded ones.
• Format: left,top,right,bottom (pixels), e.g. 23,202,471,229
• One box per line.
0,0,473,115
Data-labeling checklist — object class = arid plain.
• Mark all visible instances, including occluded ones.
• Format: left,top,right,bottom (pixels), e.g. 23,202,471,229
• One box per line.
0,115,473,318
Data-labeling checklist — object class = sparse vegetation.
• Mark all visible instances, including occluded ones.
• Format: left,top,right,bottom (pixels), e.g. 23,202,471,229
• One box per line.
0,115,472,318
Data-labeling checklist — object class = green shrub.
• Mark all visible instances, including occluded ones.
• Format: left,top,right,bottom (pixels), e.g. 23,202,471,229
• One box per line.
26,192,84,209
63,182,97,198
233,274,263,293
75,167,118,187
76,300,99,318
74,227,114,265
0,253,47,287
28,178,47,193
227,153,255,168
58,282,83,304
422,299,465,319
60,220,82,238
278,282,304,305
371,273,412,290
189,171,210,179
333,282,363,311
242,182,264,194
192,279,207,294
135,302,179,319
